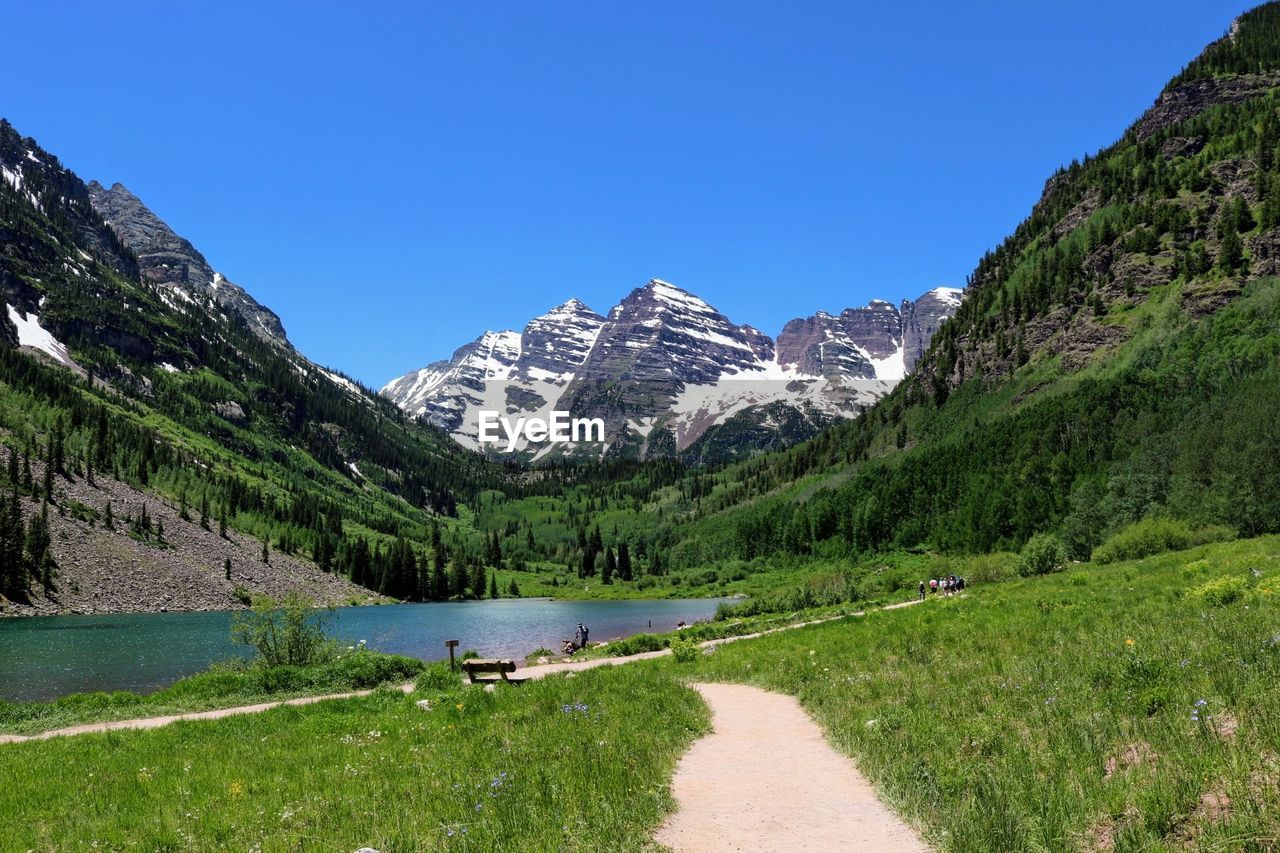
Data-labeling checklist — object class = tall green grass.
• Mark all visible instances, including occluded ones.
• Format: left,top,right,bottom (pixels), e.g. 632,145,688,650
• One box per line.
0,666,707,851
682,535,1280,850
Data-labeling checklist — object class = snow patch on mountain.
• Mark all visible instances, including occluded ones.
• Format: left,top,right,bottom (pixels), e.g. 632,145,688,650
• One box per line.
7,304,77,370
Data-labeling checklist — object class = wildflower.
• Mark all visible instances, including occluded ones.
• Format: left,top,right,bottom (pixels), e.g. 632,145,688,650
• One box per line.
456,703,465,711
228,780,245,798
1125,638,1135,646
475,802,483,811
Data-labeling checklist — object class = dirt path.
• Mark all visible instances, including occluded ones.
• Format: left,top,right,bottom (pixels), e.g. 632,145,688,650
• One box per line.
1,597,930,743
655,683,928,852
511,598,924,682
0,683,415,744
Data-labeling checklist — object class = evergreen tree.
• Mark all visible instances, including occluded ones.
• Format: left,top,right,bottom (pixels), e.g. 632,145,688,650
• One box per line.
507,578,520,597
224,557,232,581
602,546,615,585
104,500,114,531
430,547,448,600
0,489,26,598
199,493,210,530
471,561,487,599
488,573,499,599
25,501,52,588
1219,228,1245,272
617,541,632,581
262,537,270,564
448,560,470,599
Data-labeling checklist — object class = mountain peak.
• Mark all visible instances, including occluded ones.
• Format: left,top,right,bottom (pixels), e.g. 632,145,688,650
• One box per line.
545,297,598,317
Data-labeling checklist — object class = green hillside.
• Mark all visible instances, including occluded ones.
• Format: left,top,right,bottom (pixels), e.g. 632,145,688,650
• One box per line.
484,2,1280,597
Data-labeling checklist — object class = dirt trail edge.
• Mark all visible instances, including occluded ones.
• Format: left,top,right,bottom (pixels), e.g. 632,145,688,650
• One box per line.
655,683,929,852
0,684,416,744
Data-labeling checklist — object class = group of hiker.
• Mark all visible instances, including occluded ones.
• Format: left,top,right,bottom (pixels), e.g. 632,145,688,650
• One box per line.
561,622,590,655
918,575,966,600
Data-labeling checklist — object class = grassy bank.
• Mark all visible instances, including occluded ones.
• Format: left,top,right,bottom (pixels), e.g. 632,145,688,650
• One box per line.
676,535,1280,850
0,665,707,851
0,649,425,737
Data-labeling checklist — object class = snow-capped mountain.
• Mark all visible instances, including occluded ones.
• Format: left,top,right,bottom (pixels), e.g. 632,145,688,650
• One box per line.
382,279,963,460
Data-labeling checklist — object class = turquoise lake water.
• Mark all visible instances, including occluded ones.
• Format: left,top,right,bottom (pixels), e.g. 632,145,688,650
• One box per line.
0,597,730,701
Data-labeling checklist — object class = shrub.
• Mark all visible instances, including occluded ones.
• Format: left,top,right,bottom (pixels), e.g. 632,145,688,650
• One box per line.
958,552,1018,584
669,637,700,664
607,633,666,657
1189,575,1251,607
231,592,333,667
1017,534,1067,577
1092,517,1210,564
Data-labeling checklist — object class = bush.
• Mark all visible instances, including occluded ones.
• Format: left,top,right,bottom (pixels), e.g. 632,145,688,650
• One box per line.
669,637,700,664
231,592,334,667
1017,534,1067,577
607,633,666,657
957,552,1018,584
1092,517,1204,564
1189,575,1251,607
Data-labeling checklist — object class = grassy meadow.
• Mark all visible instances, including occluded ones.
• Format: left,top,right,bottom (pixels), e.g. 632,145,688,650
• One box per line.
2,534,1278,850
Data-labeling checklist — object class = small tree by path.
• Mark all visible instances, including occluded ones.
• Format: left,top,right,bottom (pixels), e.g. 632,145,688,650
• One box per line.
232,593,333,667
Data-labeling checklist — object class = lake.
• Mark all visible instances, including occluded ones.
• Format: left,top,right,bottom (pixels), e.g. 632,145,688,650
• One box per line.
0,597,730,702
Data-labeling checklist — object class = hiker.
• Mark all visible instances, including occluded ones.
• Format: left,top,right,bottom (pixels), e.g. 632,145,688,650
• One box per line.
929,578,938,594
576,622,589,650
918,581,926,601
562,638,577,656
957,576,966,591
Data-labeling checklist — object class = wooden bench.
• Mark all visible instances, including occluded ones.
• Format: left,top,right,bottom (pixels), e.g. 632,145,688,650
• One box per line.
461,659,522,685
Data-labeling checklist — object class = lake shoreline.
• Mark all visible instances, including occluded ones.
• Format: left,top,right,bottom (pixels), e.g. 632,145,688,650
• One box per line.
0,597,735,702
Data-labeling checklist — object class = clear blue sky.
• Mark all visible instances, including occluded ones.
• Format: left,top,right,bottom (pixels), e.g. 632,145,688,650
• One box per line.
0,0,1248,386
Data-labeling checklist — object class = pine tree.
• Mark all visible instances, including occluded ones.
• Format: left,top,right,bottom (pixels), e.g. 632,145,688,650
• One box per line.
25,501,52,588
0,489,26,597
448,560,469,599
1219,228,1245,272
224,558,232,581
617,542,632,581
262,537,270,564
218,504,228,538
488,573,499,599
431,548,448,600
104,500,115,531
602,547,615,585
199,493,210,530
471,561,487,599
179,490,190,522
507,579,520,597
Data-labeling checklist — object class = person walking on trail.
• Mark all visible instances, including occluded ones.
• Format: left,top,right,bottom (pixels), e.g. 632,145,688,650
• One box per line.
918,581,926,601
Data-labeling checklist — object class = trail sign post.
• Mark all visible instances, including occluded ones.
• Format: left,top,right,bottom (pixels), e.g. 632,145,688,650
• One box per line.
445,639,459,670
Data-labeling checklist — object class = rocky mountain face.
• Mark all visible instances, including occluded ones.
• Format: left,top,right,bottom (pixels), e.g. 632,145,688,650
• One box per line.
1,117,499,613
86,181,290,347
383,279,962,460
